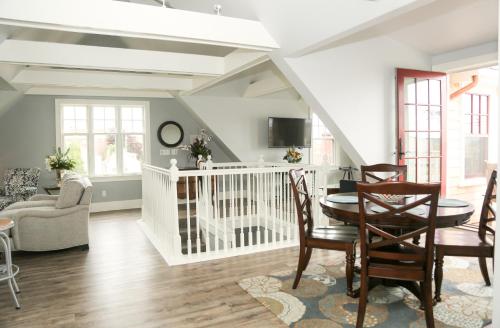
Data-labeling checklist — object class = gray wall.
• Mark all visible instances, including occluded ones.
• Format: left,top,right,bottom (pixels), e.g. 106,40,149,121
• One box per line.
0,95,232,203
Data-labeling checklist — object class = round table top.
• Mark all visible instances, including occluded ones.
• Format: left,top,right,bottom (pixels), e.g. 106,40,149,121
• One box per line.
320,193,475,229
0,218,14,231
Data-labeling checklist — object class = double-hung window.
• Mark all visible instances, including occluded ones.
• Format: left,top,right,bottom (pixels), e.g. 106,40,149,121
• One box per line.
311,112,335,165
56,99,150,180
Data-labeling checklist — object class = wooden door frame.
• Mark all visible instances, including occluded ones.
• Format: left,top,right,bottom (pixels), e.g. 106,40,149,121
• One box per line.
396,68,447,195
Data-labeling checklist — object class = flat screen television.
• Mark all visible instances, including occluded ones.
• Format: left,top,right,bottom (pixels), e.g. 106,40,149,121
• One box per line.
268,117,312,148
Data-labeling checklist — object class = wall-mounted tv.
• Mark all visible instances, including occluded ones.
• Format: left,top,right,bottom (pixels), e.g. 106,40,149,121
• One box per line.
268,117,312,148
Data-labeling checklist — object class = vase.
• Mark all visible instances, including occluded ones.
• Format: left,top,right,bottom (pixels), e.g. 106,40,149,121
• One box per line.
55,169,63,187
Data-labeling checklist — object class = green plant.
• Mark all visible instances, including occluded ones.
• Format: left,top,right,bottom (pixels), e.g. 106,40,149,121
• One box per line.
45,147,77,171
179,129,213,160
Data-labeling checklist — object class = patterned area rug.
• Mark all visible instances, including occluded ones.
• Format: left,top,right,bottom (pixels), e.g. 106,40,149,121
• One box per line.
238,254,493,327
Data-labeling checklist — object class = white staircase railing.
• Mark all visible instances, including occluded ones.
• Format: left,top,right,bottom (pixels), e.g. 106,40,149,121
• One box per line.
139,158,329,265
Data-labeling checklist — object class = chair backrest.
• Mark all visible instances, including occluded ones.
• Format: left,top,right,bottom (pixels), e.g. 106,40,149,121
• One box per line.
357,181,440,279
79,177,93,205
360,164,407,183
3,168,41,196
289,169,314,244
478,170,496,242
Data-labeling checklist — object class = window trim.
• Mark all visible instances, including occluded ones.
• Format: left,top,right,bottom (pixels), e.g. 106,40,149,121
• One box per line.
55,99,151,182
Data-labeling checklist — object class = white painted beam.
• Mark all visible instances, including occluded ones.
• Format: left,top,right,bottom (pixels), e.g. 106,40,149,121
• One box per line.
243,75,290,98
0,0,279,51
0,40,225,76
25,87,173,98
432,41,498,73
183,49,269,95
12,68,193,91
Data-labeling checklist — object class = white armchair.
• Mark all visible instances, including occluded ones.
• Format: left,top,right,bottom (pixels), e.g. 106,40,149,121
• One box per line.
0,177,92,251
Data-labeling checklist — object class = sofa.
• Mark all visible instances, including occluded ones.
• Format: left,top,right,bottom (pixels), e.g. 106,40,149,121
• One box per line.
0,175,92,251
0,168,41,211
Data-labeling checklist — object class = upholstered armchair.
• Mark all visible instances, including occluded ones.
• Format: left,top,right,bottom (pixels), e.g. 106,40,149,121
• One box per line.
0,176,92,251
0,168,41,211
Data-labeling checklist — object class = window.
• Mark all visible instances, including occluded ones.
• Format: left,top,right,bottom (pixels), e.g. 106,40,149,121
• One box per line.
56,99,150,180
463,93,489,179
311,113,335,165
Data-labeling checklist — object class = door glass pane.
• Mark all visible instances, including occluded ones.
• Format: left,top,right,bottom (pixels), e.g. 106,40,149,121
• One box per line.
430,158,441,183
429,132,441,157
429,79,441,105
94,135,117,176
123,135,144,174
418,158,429,183
429,106,441,131
417,132,428,157
63,135,88,174
417,79,429,104
404,78,416,104
406,159,416,183
404,105,416,130
417,106,429,131
405,132,416,157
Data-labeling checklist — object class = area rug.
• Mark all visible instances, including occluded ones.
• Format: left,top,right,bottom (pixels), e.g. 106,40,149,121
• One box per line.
238,254,493,328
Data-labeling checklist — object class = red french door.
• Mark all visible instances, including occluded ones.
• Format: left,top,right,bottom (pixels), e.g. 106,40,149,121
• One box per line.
396,68,447,194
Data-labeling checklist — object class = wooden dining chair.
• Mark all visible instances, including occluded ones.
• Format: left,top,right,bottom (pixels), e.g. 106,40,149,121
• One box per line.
356,181,440,328
289,169,359,297
434,170,496,302
361,163,407,183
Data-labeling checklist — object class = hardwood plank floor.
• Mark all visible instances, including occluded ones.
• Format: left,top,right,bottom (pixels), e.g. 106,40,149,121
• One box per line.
0,210,337,328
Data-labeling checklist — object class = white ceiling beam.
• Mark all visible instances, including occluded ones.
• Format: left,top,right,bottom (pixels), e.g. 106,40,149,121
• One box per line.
432,41,498,73
11,68,193,91
183,49,269,95
0,40,225,76
243,75,290,98
25,87,173,98
0,0,279,51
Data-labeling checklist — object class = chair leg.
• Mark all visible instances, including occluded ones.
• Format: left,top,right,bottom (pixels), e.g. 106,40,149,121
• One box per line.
434,251,444,302
346,247,356,297
8,279,20,309
293,246,308,289
12,276,20,293
422,281,435,328
355,273,368,328
303,247,313,271
478,257,491,286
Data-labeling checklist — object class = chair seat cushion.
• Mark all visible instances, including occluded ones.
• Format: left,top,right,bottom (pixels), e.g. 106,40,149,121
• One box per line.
435,228,494,248
308,225,358,243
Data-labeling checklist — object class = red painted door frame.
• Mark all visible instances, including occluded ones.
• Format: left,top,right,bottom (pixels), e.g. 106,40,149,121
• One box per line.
396,68,447,195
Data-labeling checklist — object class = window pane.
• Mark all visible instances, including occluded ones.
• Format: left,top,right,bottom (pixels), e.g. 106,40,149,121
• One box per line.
404,78,416,104
418,158,429,183
417,106,429,131
429,79,441,105
472,115,480,135
480,116,488,135
63,135,88,174
416,79,429,104
430,158,441,183
121,107,144,133
123,135,144,174
94,135,117,176
472,95,480,114
93,106,116,133
480,96,488,115
63,106,87,133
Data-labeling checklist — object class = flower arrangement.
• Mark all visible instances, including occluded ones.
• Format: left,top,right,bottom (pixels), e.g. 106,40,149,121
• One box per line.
46,147,77,184
283,147,303,163
178,129,213,160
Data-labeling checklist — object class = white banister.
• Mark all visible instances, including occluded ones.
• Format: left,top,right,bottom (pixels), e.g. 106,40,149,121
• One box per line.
139,161,331,265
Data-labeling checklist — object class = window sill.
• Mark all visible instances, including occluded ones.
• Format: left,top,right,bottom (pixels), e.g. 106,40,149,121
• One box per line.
89,175,142,183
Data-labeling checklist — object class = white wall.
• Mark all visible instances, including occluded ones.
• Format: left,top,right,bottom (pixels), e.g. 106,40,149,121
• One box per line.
180,91,310,162
273,36,432,166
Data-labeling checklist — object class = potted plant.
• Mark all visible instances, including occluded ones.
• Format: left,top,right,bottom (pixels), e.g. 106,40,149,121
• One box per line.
283,147,303,164
45,147,77,186
179,129,213,167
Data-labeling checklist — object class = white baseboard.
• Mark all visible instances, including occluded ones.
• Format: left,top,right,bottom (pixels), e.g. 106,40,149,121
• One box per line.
91,199,142,213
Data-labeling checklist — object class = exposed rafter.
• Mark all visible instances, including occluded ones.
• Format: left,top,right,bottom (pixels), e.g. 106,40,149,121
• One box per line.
11,68,193,91
0,40,225,76
0,0,279,51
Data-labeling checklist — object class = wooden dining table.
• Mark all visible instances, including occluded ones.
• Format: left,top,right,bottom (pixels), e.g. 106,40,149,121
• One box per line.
319,192,475,306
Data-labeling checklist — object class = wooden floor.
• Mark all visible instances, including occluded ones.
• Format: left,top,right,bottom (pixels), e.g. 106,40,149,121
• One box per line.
0,209,337,328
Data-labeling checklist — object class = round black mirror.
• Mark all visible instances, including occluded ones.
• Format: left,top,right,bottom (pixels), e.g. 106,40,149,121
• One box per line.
157,121,184,147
